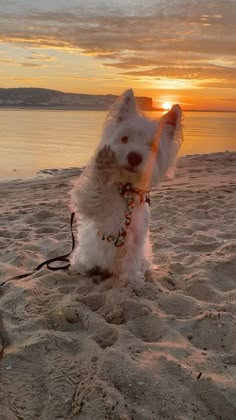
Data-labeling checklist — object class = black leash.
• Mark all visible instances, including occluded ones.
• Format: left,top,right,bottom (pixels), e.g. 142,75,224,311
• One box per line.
0,212,75,288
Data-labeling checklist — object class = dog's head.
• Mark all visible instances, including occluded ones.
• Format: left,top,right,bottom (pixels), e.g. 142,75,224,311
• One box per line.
101,89,183,189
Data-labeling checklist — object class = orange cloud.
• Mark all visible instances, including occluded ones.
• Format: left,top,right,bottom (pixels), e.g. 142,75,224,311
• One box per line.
0,0,235,109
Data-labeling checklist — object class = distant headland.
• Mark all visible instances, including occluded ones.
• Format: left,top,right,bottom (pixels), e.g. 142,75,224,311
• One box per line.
0,88,235,112
0,87,154,111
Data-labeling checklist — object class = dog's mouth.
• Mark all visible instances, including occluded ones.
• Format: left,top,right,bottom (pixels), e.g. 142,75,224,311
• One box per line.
124,165,137,173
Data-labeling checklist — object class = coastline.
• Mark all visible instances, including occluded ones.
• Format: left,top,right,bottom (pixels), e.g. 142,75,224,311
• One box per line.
1,105,236,112
0,150,235,184
0,166,83,185
0,151,236,419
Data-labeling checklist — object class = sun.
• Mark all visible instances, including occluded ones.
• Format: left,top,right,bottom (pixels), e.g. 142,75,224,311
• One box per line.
162,102,172,110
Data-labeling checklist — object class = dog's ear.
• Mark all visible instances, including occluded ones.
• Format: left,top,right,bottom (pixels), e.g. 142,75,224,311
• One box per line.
109,89,138,122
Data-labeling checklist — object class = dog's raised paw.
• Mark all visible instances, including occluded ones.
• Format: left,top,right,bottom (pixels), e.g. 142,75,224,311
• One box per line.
95,145,117,178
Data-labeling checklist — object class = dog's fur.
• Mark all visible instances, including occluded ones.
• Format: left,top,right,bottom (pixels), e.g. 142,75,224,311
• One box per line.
70,89,183,285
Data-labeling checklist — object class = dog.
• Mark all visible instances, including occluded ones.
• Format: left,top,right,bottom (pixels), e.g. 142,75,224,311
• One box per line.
70,89,183,286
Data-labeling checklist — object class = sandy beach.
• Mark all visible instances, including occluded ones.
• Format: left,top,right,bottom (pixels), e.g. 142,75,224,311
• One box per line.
0,151,236,419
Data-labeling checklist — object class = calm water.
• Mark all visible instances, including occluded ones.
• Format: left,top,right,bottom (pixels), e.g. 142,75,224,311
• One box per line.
0,109,235,180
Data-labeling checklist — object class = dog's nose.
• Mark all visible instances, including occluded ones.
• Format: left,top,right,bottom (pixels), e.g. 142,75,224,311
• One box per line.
127,152,142,167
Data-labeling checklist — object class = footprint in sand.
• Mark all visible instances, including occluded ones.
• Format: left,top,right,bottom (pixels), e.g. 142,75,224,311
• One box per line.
158,293,199,318
209,259,236,292
24,210,54,224
0,230,11,238
181,312,236,352
35,226,58,234
13,231,29,239
60,299,118,349
126,314,165,343
7,214,19,221
184,276,222,303
92,324,118,348
77,292,106,312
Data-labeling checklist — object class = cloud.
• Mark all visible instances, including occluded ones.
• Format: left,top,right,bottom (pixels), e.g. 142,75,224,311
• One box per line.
198,81,236,89
0,0,235,88
121,64,236,81
10,76,38,81
19,62,45,67
0,57,13,64
24,53,56,61
0,57,46,67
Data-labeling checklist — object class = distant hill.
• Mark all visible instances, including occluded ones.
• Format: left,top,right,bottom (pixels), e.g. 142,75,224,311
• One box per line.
0,88,154,111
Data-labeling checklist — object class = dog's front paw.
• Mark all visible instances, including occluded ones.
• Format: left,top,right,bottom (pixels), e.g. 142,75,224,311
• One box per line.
95,145,117,180
119,271,145,291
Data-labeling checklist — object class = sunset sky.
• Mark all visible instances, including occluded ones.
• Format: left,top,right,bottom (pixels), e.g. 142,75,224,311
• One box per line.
0,0,236,110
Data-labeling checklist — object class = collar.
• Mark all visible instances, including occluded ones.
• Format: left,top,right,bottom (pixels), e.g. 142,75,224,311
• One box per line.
117,182,149,203
98,182,150,248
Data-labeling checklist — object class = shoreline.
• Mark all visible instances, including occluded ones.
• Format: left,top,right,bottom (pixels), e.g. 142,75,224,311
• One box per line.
0,150,235,185
0,151,236,418
0,166,83,185
1,106,236,112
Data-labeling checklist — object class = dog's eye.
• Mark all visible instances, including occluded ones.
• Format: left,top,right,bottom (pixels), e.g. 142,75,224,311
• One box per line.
121,136,129,144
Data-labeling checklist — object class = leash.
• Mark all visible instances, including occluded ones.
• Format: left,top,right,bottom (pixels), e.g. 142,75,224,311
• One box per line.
0,212,75,288
1,183,150,287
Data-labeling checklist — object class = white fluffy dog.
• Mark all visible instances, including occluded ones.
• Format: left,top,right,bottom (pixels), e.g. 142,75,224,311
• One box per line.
70,89,182,286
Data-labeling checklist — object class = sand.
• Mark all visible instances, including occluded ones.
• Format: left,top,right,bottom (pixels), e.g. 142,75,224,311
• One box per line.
0,152,236,420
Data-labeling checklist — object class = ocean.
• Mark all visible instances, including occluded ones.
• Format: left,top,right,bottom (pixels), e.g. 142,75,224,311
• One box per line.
0,109,235,181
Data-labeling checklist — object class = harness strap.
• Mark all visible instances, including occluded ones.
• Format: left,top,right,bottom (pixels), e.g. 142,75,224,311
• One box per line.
0,213,75,288
98,183,150,248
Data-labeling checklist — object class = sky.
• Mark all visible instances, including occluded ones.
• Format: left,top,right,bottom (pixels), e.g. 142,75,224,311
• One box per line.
0,0,236,110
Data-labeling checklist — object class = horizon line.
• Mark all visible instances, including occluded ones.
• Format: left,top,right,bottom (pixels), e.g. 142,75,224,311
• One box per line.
0,86,235,113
